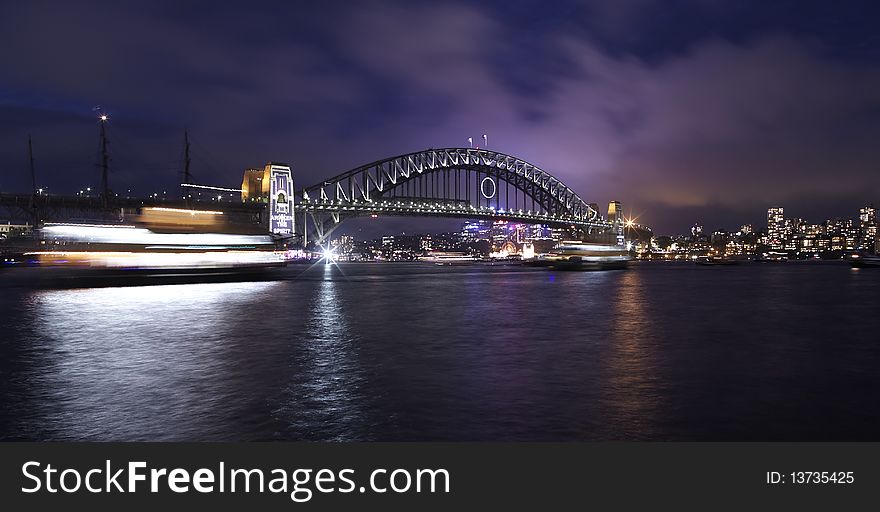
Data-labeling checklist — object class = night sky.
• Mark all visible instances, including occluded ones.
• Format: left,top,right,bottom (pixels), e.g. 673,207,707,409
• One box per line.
2,0,879,235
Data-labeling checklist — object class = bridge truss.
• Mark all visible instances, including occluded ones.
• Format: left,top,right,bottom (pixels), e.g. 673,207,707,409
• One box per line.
295,148,611,244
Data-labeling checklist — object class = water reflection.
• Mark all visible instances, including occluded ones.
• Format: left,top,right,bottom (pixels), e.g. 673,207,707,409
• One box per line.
600,269,663,439
3,262,879,441
10,281,279,440
276,266,368,440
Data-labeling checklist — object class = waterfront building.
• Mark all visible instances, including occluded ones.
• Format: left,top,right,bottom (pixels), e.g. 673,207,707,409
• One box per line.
859,205,877,252
241,167,270,202
490,221,510,246
607,201,622,224
767,207,785,249
607,200,624,245
460,220,490,242
528,224,551,240
802,223,824,236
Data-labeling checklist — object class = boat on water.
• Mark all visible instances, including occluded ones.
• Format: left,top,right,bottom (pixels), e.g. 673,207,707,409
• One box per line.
755,251,788,263
528,241,630,271
1,207,291,286
695,255,744,266
419,251,479,266
849,252,880,268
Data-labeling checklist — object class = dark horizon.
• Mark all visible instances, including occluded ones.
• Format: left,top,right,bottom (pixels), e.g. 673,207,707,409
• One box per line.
2,0,880,235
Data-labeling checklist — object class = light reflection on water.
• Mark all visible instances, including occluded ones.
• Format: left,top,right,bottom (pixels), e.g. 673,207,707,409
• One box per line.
10,282,281,441
274,266,368,440
599,269,663,439
2,262,880,441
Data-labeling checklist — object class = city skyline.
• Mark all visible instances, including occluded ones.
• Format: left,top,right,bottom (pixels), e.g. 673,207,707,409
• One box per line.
306,200,878,264
323,201,879,245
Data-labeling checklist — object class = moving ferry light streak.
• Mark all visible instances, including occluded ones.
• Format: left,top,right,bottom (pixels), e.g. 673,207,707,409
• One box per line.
24,250,286,269
23,209,290,271
41,224,271,247
528,241,631,271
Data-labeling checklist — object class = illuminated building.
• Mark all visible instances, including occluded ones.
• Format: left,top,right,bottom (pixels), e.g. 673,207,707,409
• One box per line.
529,224,551,240
490,221,510,245
241,167,270,202
461,221,490,241
826,218,859,250
607,201,622,223
513,223,529,243
859,205,877,252
240,162,295,235
802,223,824,236
607,201,624,245
767,207,785,250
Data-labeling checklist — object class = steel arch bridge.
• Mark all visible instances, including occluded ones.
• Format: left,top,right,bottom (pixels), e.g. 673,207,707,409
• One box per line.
294,147,612,244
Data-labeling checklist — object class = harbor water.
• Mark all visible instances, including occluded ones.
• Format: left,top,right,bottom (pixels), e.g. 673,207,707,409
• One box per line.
1,261,879,441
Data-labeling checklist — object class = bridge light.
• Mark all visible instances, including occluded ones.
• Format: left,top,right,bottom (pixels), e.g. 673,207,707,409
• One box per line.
320,246,338,263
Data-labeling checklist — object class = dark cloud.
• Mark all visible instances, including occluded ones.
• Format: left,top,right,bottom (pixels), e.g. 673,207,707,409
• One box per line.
2,0,879,234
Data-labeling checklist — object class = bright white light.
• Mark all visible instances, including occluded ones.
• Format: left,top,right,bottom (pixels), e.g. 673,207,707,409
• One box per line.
25,250,286,269
99,114,108,121
42,224,273,247
320,246,338,263
144,207,223,215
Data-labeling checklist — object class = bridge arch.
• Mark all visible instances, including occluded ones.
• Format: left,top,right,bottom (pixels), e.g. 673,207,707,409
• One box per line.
294,148,610,243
